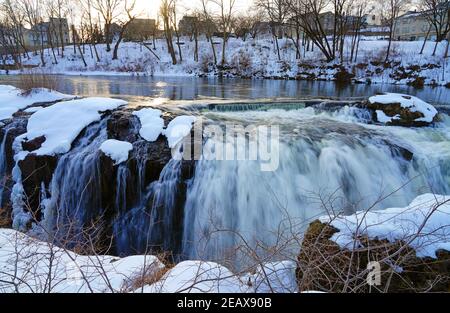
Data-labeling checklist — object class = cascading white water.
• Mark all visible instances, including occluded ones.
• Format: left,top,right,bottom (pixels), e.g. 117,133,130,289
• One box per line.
113,156,184,256
40,120,108,241
182,106,450,261
0,127,11,205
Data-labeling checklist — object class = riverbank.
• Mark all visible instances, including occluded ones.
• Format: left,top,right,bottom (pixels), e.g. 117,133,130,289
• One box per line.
2,38,450,87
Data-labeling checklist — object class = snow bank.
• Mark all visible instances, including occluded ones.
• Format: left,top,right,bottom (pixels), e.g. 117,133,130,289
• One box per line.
99,139,133,165
0,228,299,293
24,97,126,155
369,93,438,123
133,108,164,142
142,261,247,293
320,194,450,258
0,228,164,293
164,115,197,148
0,85,74,120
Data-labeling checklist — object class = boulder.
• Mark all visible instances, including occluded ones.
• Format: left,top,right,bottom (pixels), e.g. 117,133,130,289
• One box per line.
297,220,450,292
365,93,438,127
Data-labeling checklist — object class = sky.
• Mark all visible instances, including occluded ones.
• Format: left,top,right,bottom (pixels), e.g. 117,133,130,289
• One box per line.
135,0,253,19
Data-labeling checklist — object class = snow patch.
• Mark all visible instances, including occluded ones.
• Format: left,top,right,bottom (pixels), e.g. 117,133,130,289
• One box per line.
375,110,400,123
164,115,196,148
132,108,164,142
99,139,133,165
23,97,126,155
320,194,450,258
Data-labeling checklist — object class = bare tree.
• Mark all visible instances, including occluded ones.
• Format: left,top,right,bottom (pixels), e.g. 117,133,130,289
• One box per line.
93,0,123,52
420,0,450,56
210,0,236,66
112,0,137,60
160,0,177,65
78,0,101,62
256,0,289,61
200,0,218,65
382,0,410,62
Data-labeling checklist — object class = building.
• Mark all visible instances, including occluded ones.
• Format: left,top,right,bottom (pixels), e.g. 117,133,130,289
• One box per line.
28,17,70,47
124,18,156,41
393,10,447,41
178,16,197,36
178,15,218,37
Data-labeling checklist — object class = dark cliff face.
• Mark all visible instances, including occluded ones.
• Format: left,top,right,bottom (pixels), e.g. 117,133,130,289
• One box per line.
1,107,197,258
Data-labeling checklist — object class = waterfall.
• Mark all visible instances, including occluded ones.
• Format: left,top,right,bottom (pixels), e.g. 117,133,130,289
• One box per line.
181,107,450,261
113,157,185,257
0,127,11,205
39,120,108,243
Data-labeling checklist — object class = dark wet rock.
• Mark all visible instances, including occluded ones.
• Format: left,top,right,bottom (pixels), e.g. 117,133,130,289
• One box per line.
297,220,450,292
18,154,58,221
22,135,46,152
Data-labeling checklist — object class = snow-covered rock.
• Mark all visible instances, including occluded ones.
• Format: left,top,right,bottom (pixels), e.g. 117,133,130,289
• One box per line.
0,85,74,120
164,115,196,148
99,139,133,165
320,193,450,258
132,108,164,142
368,93,438,126
22,97,126,155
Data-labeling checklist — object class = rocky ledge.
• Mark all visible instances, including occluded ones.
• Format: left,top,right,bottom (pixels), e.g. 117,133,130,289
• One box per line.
297,194,450,292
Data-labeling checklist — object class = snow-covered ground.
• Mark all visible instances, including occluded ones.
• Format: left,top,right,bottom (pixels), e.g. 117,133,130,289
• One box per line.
1,193,448,292
0,228,297,293
2,38,449,86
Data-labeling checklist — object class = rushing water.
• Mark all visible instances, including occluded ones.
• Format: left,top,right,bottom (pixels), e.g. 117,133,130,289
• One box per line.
182,106,450,261
1,75,450,263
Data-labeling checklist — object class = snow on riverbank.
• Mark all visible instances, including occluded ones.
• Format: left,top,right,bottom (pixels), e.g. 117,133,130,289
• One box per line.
0,85,74,120
3,38,449,86
320,194,450,258
100,139,133,165
23,97,126,155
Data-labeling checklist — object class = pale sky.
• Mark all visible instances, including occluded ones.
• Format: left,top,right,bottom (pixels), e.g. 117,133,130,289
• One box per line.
135,0,253,19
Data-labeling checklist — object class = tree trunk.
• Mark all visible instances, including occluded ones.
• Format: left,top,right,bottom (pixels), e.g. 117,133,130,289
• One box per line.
420,25,431,55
